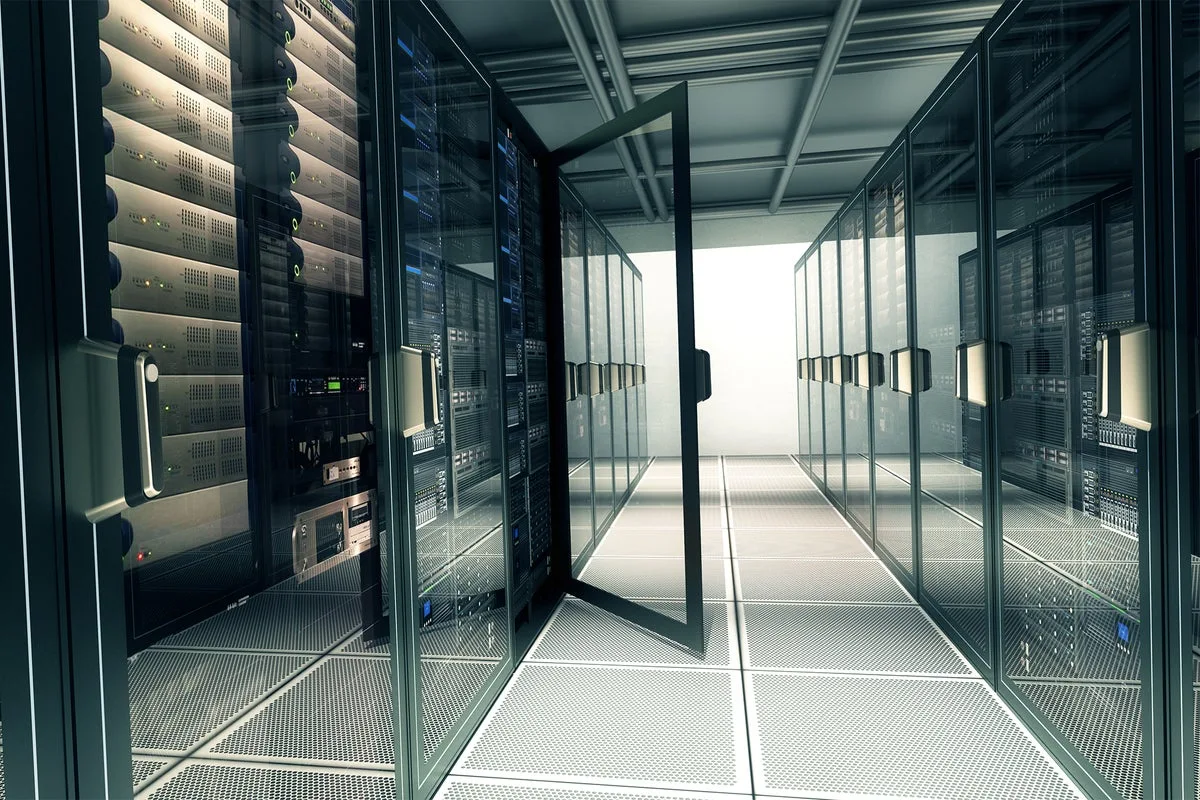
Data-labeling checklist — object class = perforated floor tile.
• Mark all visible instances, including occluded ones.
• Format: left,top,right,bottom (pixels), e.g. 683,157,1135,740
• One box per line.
207,656,392,766
336,630,392,657
129,650,307,753
156,592,360,653
528,600,736,668
728,505,845,529
608,505,726,531
747,673,1082,799
419,659,504,762
140,760,394,800
735,558,911,603
458,664,750,792
595,528,728,558
133,759,173,790
740,603,972,675
1016,682,1142,800
436,777,748,799
731,529,872,559
579,557,733,600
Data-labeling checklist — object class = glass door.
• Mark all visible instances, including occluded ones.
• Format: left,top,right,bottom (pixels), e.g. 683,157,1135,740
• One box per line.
807,252,824,481
989,3,1149,798
867,148,917,584
821,233,845,505
910,55,992,668
47,2,413,796
841,195,871,533
795,260,810,467
553,83,705,651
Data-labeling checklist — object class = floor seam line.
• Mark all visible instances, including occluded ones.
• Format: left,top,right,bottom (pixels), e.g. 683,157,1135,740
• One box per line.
723,456,758,798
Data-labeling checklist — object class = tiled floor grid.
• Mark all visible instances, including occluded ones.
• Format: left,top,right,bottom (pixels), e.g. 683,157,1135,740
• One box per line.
440,456,1086,800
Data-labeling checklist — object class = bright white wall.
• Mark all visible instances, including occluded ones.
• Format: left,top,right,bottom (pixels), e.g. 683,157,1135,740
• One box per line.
634,243,809,457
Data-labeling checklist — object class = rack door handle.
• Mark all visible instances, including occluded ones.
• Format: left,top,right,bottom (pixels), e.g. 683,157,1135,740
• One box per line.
400,346,440,437
797,358,808,381
853,351,884,388
586,361,604,395
955,340,989,407
80,339,163,522
888,347,931,395
695,349,712,402
1097,323,1153,431
565,361,579,402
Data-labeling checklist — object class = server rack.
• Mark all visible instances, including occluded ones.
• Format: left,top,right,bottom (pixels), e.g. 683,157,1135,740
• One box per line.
793,1,1200,798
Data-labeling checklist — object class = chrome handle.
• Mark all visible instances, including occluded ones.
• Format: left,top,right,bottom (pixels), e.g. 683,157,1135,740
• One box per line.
1097,323,1153,432
797,358,808,381
853,351,884,388
955,339,988,407
828,354,852,386
586,361,604,396
128,349,163,500
889,347,932,395
400,346,440,436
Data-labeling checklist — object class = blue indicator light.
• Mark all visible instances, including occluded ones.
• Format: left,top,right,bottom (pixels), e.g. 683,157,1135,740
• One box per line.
403,190,418,203
500,245,510,255
512,525,520,541
399,114,416,131
497,141,506,154
503,297,512,304
1117,620,1131,643
397,38,413,57
499,194,508,205
422,599,432,619
405,265,422,275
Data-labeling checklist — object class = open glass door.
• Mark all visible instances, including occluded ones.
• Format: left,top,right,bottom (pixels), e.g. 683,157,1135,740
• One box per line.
553,83,707,652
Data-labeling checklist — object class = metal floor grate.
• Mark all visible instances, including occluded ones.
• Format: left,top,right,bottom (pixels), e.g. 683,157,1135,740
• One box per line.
267,557,362,594
595,529,728,559
731,529,872,559
725,490,826,506
336,631,392,657
457,664,750,792
747,672,1082,799
579,557,733,601
728,505,845,529
129,650,307,753
420,659,501,762
437,777,746,799
528,600,736,668
133,759,172,790
1016,682,1143,800
740,603,972,675
735,558,911,603
156,592,360,654
207,656,392,767
141,761,394,800
607,505,725,531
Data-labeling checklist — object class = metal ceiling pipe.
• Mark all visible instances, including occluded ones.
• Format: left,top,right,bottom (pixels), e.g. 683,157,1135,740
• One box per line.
549,0,656,222
506,44,965,106
483,1,999,72
583,0,670,221
768,0,862,214
567,147,886,184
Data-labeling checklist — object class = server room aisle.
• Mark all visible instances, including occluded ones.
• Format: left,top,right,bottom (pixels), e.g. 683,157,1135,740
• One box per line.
437,456,1086,800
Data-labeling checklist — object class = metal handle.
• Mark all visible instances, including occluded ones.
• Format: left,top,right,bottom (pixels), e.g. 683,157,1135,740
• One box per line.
797,358,809,381
607,362,623,391
80,339,163,522
1097,323,1153,431
585,361,604,396
811,356,826,383
853,351,884,388
955,339,988,407
565,361,580,401
400,346,440,436
888,347,932,395
695,349,712,402
828,354,852,386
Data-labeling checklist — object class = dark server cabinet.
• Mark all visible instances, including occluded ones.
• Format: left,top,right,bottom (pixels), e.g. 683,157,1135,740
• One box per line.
866,148,917,584
988,3,1148,798
910,54,992,667
840,195,871,533
390,10,511,792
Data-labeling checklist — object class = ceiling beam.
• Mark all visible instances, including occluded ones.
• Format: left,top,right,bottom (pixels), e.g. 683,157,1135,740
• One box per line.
549,0,656,221
769,0,862,213
565,147,886,184
599,194,846,226
583,0,669,220
502,44,968,105
483,1,999,72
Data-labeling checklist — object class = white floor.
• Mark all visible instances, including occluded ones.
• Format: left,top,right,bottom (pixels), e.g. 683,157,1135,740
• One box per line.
438,455,1086,800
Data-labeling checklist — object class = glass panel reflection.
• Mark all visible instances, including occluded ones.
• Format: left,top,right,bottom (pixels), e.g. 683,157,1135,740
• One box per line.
610,244,629,502
587,216,614,527
807,254,823,480
562,192,594,567
911,60,990,660
841,199,870,531
868,151,915,577
990,3,1143,797
821,237,844,502
796,262,810,466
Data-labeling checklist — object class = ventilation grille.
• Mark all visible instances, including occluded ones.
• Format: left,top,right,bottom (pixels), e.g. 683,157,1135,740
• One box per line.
142,762,394,800
156,593,358,653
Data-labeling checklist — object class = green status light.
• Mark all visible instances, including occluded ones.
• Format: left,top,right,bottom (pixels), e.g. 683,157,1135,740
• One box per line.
327,380,341,391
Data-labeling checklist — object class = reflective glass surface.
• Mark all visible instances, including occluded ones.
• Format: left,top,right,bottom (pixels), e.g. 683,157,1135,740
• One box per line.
911,59,990,661
1184,1,1200,795
868,150,915,578
821,236,844,502
806,253,824,482
610,245,629,501
990,4,1143,797
796,261,810,466
562,193,594,566
841,198,871,531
